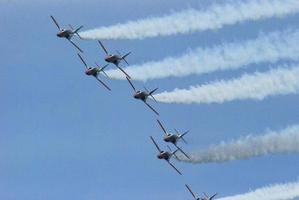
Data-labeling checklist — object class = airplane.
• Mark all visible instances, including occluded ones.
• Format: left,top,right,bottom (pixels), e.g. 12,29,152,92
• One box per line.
150,136,182,175
50,15,84,53
156,119,190,159
97,40,131,78
185,184,217,200
126,77,159,116
77,53,111,91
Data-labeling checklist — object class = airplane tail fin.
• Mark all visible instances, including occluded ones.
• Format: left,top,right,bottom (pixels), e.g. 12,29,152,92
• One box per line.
203,192,218,200
179,130,189,144
168,145,179,159
122,52,131,65
145,87,158,102
74,25,83,39
209,193,218,200
101,64,110,78
95,62,110,78
173,149,179,159
149,88,158,95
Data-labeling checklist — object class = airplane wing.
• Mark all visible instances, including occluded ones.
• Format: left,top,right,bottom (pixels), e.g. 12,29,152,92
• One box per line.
95,77,111,91
116,65,131,79
175,145,190,159
157,119,167,135
150,136,162,153
69,40,84,53
126,76,136,91
167,161,182,175
144,102,159,116
77,53,88,69
98,40,109,55
50,15,60,30
185,184,197,200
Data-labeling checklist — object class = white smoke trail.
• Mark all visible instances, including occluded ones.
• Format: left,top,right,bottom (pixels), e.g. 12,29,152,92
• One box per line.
177,125,299,164
104,29,299,81
80,0,299,40
218,181,299,200
154,66,299,104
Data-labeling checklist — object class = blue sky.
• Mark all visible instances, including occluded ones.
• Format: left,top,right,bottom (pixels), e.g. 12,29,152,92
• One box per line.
1,0,299,200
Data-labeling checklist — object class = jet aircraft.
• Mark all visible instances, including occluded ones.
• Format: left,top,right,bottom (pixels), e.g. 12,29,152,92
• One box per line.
50,15,84,53
126,77,159,115
77,53,111,91
150,136,182,175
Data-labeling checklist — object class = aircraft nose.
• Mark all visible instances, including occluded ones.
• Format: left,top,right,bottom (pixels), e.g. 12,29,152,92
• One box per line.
133,94,138,99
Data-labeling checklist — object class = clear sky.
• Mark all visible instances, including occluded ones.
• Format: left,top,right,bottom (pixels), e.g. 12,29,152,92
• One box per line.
1,0,299,200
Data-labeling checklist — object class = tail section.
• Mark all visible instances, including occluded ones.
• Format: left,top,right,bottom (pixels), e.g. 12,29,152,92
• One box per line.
147,87,158,102
167,145,179,159
95,63,110,78
101,64,110,78
74,25,83,39
74,25,83,33
203,192,218,200
209,193,218,200
179,130,189,144
149,88,158,95
121,52,131,65
101,64,109,71
175,129,189,144
172,148,179,159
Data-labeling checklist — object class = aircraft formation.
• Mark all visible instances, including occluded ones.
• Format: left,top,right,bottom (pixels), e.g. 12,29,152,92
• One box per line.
50,15,217,200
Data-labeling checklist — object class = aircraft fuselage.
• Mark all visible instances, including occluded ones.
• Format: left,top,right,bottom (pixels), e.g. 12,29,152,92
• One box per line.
105,55,122,65
85,67,98,76
157,151,171,161
134,91,149,102
163,134,179,144
56,29,73,40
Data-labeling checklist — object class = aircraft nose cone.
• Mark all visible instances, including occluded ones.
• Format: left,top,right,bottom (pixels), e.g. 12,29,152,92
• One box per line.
133,95,138,99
